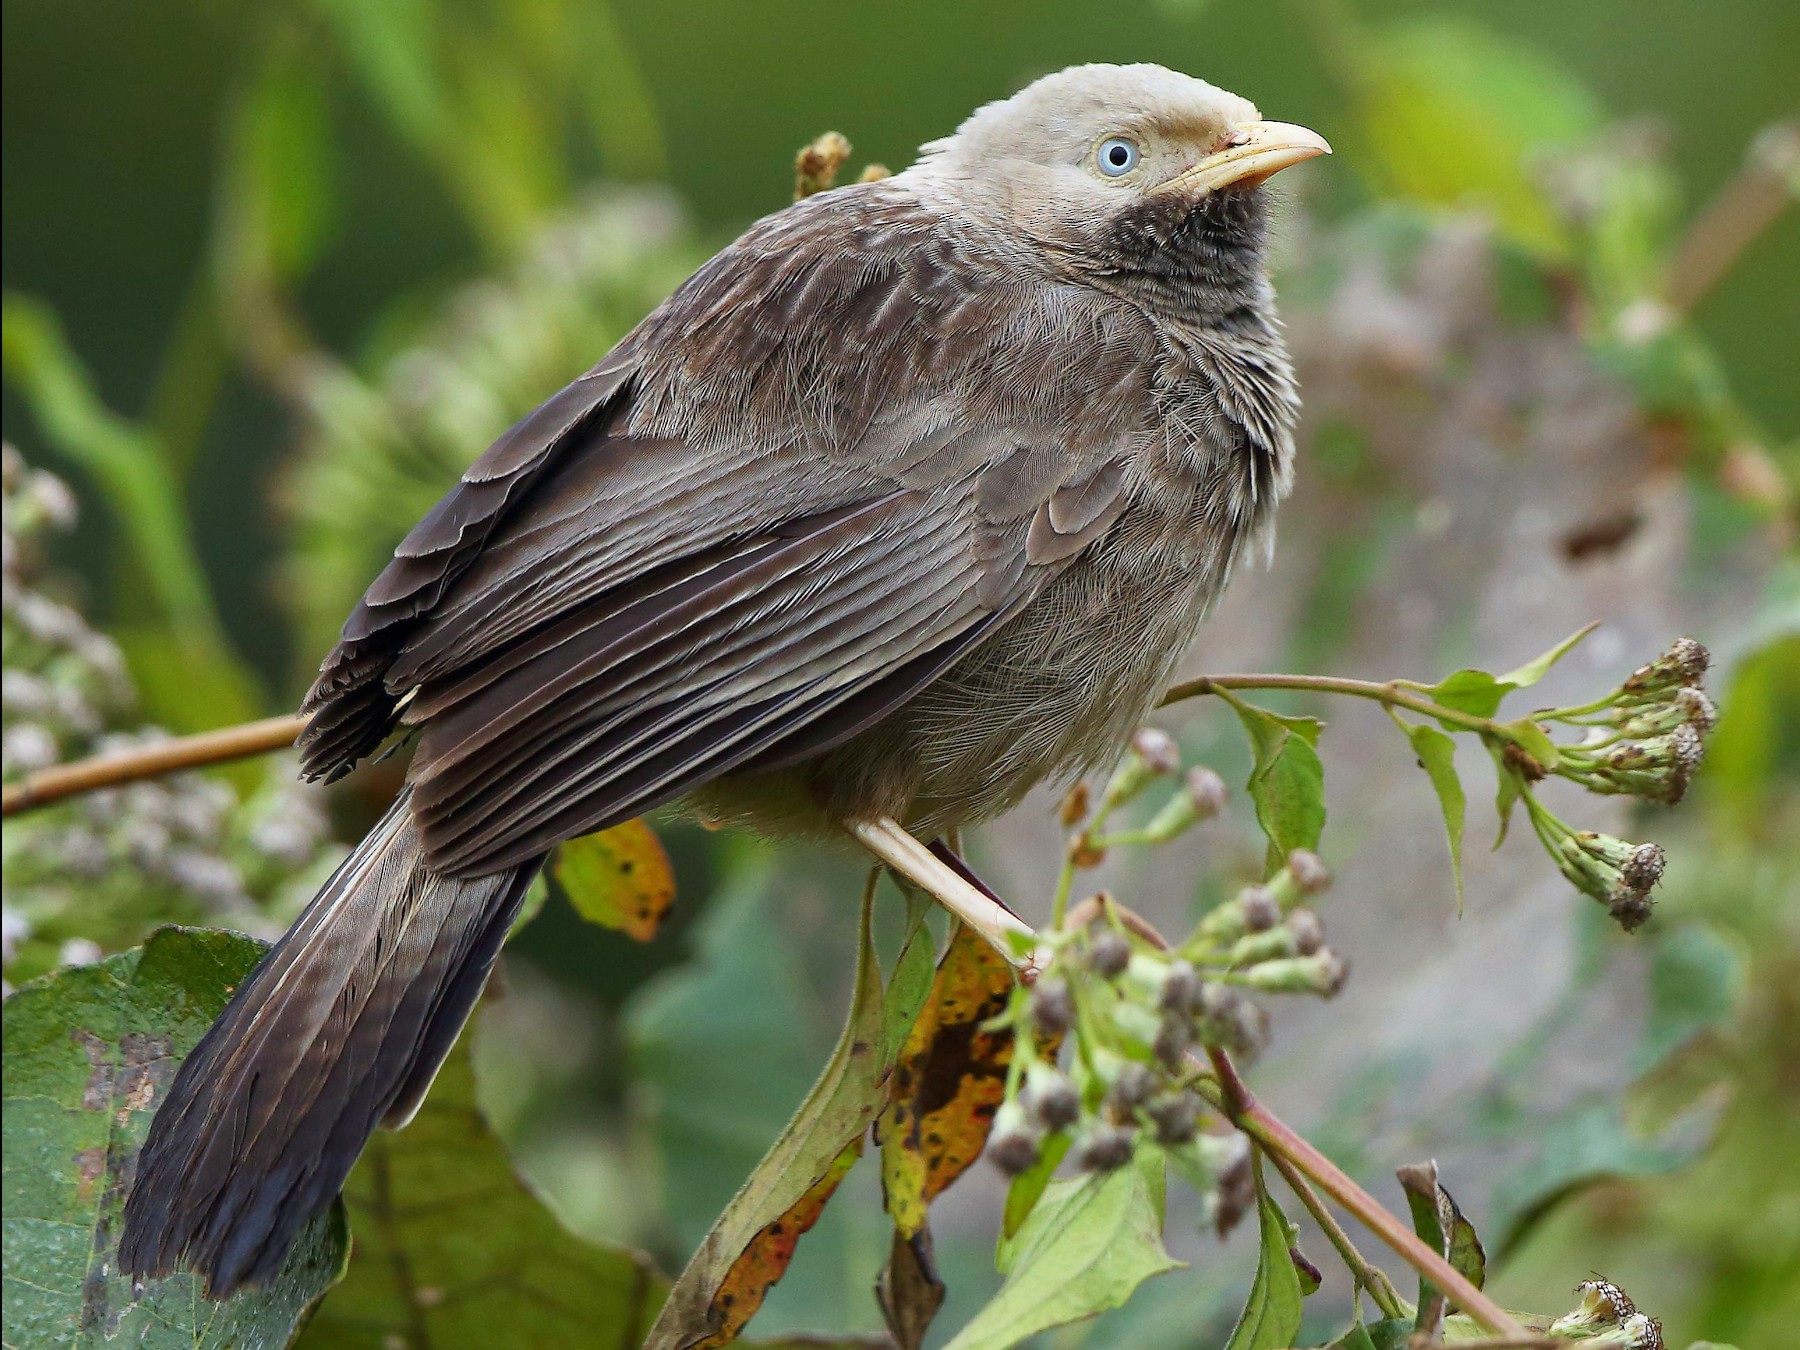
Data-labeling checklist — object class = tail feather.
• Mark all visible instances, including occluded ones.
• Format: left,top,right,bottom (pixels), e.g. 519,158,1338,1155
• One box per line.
120,789,538,1295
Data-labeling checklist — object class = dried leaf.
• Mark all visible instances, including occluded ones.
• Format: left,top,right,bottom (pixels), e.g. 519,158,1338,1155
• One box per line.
551,817,675,941
876,1224,946,1350
877,923,1020,1238
691,1139,863,1350
1396,1159,1487,1335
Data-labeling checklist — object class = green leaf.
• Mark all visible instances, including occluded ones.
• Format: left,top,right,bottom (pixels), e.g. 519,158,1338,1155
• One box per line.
1396,1161,1486,1330
1402,722,1468,910
946,1147,1180,1350
1223,1153,1307,1350
1423,624,1599,727
1497,622,1600,690
1229,701,1327,866
644,879,923,1349
2,928,347,1348
1425,669,1508,720
299,1032,665,1347
1501,718,1562,773
1345,15,1602,259
1001,1133,1073,1241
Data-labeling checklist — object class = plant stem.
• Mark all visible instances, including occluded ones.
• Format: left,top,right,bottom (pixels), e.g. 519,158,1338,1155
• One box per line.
1262,1145,1407,1319
1162,673,1501,737
1199,1046,1528,1341
1,713,306,816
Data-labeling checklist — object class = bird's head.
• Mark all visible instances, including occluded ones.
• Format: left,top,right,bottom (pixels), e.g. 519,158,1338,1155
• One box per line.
908,63,1329,311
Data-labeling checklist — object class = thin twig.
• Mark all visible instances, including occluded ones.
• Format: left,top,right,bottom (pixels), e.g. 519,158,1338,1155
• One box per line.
1,713,305,816
1161,673,1500,735
1664,121,1798,315
3,667,1509,821
1261,1144,1408,1320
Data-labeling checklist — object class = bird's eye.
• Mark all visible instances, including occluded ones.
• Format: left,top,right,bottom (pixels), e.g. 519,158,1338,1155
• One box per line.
1096,137,1140,177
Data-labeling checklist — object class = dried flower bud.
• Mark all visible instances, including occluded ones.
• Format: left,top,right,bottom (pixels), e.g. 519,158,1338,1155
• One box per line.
1028,977,1074,1037
1142,764,1230,841
1184,766,1229,818
1105,1061,1156,1114
1675,685,1717,735
1153,1012,1194,1068
1240,951,1347,997
1195,984,1268,1058
1058,781,1091,827
1212,1147,1255,1237
1286,849,1331,894
1072,1122,1136,1173
1130,727,1181,775
1158,959,1199,1015
1622,638,1710,697
1086,929,1132,979
1552,1279,1637,1334
986,1100,1042,1176
1099,728,1180,810
1145,1093,1200,1145
1286,909,1325,956
1553,830,1665,929
1023,1062,1081,1130
1239,885,1281,933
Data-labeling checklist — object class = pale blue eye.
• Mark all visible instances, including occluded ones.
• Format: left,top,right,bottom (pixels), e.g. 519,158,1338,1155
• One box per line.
1097,137,1140,176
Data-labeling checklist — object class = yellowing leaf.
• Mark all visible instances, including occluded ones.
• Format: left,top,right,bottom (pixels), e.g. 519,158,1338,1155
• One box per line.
689,1140,864,1350
646,883,927,1349
877,923,1020,1238
551,817,675,941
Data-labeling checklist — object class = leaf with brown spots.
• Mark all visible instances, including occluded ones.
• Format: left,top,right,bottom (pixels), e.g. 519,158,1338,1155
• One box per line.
645,881,930,1349
876,922,1021,1239
0,927,346,1349
551,816,676,940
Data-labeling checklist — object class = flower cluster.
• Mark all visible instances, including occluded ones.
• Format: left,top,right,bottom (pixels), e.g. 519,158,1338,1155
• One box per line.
1548,1278,1665,1350
985,839,1342,1215
1514,637,1716,931
2,446,340,990
1548,638,1714,806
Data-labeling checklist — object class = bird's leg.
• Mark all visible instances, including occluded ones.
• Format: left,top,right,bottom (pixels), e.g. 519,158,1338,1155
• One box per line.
844,816,1046,977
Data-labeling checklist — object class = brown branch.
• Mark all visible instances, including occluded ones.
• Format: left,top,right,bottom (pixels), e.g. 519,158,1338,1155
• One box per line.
1,713,304,816
1200,1045,1529,1340
1664,121,1798,315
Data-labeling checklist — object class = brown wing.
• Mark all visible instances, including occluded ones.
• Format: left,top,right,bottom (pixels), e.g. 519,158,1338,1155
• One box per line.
300,184,1151,874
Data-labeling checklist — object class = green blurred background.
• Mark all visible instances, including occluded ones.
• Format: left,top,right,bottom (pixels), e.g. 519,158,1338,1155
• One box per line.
4,1,1796,1346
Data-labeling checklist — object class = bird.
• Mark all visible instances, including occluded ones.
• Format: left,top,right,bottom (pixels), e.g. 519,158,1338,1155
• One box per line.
120,62,1328,1295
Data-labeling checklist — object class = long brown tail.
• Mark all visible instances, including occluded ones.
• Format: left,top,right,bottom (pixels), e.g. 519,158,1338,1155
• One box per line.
120,789,538,1295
